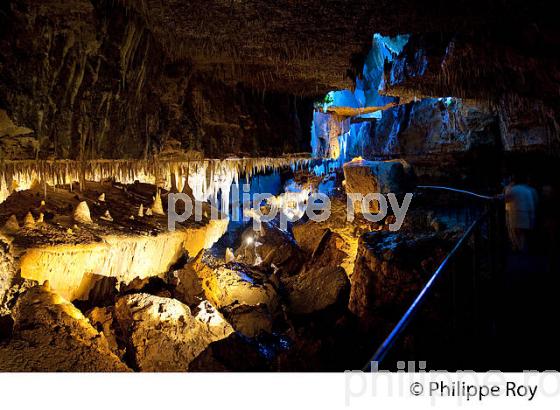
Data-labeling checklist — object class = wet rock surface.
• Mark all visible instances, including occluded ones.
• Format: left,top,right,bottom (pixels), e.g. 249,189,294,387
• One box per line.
235,222,304,276
179,251,280,312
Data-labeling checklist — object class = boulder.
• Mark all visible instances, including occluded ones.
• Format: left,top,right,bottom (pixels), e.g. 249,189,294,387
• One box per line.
73,201,93,224
177,251,280,312
343,159,411,212
292,208,361,278
235,222,304,275
113,293,233,371
221,303,274,337
348,231,450,324
292,221,329,254
283,266,349,315
0,285,129,371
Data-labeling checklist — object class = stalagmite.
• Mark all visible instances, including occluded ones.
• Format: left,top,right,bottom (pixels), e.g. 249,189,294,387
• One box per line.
225,247,235,263
98,193,105,202
151,191,165,215
37,213,44,223
23,212,35,228
138,204,144,217
145,208,153,216
73,201,93,224
100,210,113,222
3,215,19,232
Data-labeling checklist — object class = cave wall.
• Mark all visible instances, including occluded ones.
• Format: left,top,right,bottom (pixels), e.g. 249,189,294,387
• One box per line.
0,0,312,161
382,32,560,152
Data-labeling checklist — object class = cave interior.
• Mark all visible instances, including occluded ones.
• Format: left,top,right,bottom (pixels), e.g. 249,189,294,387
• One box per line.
0,0,559,372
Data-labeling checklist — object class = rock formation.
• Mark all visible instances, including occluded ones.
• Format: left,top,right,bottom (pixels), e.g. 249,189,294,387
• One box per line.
73,201,93,224
235,222,304,276
3,215,19,233
150,192,165,216
113,293,233,371
0,285,129,371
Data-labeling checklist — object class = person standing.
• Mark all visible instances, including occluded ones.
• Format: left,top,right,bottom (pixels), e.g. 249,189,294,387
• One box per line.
504,174,538,253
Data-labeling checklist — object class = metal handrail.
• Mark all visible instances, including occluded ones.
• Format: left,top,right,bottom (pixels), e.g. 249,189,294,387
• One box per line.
362,209,491,372
416,185,497,201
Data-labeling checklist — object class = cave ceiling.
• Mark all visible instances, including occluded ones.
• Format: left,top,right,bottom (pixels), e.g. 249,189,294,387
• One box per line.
121,0,558,97
1,0,558,160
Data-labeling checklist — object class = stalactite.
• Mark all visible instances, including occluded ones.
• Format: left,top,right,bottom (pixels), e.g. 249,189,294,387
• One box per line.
0,156,316,204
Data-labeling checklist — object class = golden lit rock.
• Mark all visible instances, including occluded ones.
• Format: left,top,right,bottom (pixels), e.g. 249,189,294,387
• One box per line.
138,203,144,217
0,285,130,371
19,221,228,301
73,201,93,224
100,210,113,222
23,212,35,228
113,293,233,371
3,215,19,233
151,191,165,215
225,247,235,263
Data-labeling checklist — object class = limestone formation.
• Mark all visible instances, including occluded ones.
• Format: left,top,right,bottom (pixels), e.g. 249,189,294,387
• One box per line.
349,231,452,324
98,193,105,202
0,285,129,371
113,293,233,371
3,215,19,233
222,303,274,337
23,212,35,228
138,204,144,217
0,239,17,314
73,201,93,224
343,159,408,195
234,222,304,275
151,191,165,215
283,265,349,315
100,210,113,222
225,247,235,263
145,207,153,216
36,213,44,223
86,306,123,359
177,251,280,312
